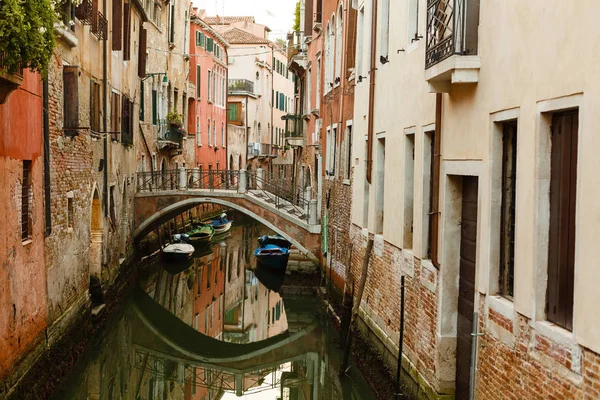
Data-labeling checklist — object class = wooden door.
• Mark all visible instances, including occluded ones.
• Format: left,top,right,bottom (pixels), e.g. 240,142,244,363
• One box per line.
456,177,479,400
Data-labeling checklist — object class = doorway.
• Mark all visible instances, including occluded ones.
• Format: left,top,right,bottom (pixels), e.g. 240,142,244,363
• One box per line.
455,176,478,400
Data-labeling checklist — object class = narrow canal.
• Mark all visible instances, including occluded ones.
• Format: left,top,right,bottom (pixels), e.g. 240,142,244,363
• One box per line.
43,212,377,400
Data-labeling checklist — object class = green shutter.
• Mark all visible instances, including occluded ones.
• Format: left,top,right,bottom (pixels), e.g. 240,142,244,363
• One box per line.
200,32,205,47
140,82,145,120
152,89,157,125
228,103,238,121
206,37,214,52
280,93,284,111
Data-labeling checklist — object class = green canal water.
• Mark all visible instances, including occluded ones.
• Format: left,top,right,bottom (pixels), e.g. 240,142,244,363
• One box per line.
45,213,378,400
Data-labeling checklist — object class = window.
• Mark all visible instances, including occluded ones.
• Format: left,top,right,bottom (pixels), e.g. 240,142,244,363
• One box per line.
109,185,116,226
112,0,122,50
123,1,131,60
90,80,101,133
316,57,321,108
212,72,216,104
344,124,353,180
138,28,147,78
213,121,216,146
63,66,79,136
357,7,365,78
196,65,201,98
196,116,201,146
307,67,312,111
221,123,225,147
206,37,214,52
403,132,415,249
407,0,420,44
208,119,212,146
379,0,390,59
196,31,205,47
67,196,74,229
275,91,279,109
21,161,32,241
375,137,385,234
121,96,134,145
207,70,212,102
423,129,435,260
153,3,161,28
346,7,357,78
335,8,343,81
547,111,578,331
497,121,518,299
111,92,121,139
168,0,175,43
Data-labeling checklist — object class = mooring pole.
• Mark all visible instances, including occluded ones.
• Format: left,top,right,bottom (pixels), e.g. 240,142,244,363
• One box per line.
395,275,405,398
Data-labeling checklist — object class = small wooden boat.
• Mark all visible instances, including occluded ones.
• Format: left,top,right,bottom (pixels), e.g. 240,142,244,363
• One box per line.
187,224,214,243
203,213,233,235
162,243,195,260
254,235,292,271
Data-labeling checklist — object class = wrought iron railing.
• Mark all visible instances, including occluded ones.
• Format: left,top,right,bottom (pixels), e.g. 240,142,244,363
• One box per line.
228,79,254,94
282,114,303,138
75,0,93,25
247,172,309,220
425,0,479,69
91,11,108,40
0,53,23,76
158,119,184,145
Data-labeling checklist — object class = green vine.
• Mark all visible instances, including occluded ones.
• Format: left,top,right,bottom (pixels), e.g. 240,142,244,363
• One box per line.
292,1,300,32
0,0,56,76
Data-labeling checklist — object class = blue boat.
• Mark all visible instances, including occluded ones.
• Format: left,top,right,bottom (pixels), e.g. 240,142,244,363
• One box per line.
254,235,292,271
203,213,233,235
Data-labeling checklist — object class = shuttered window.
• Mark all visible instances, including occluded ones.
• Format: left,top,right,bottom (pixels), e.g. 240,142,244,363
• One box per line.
121,97,134,145
346,7,357,78
112,0,123,50
63,66,79,136
206,37,214,52
499,121,517,299
138,28,147,78
547,111,578,331
123,1,131,60
90,80,101,132
196,65,201,98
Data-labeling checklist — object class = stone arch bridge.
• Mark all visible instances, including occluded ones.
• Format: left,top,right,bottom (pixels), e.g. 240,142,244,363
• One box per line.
133,168,321,263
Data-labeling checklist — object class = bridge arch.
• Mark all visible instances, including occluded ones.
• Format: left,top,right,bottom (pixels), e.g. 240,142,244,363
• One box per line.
133,197,318,263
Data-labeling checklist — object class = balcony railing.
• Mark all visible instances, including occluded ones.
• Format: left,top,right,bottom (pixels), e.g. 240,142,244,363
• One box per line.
425,0,479,69
91,11,108,40
282,114,303,138
158,119,184,147
75,0,93,25
228,79,254,95
248,143,277,158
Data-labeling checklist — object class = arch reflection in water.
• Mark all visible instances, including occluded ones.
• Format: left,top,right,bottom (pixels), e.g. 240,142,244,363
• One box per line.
50,216,376,400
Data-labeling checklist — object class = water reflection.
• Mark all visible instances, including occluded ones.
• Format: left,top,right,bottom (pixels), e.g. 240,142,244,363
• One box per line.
50,214,375,400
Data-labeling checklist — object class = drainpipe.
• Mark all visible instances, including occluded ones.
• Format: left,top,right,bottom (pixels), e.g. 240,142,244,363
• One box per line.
245,96,249,168
102,0,109,217
366,0,378,184
431,93,442,267
43,77,52,236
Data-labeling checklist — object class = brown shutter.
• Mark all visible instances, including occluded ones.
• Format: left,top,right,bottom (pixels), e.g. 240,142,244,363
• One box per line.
63,66,79,136
112,0,122,50
138,28,147,78
129,99,134,141
345,7,357,78
304,0,314,35
547,111,578,331
123,1,131,61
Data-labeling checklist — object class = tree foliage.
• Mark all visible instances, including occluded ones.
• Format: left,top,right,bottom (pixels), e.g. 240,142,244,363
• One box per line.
292,1,300,32
0,0,56,76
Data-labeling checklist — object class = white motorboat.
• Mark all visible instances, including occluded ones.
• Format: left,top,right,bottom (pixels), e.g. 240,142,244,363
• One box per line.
162,243,195,260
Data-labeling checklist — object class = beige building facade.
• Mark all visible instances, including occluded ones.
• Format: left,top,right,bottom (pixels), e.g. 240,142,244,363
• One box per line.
350,0,600,398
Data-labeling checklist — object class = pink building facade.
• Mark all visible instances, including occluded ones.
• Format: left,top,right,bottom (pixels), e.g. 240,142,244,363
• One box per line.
189,12,229,172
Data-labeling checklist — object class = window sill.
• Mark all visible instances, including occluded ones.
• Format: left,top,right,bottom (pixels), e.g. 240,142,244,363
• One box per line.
342,179,350,186
22,239,33,246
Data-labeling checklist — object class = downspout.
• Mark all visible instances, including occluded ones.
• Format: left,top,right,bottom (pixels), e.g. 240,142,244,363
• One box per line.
226,51,229,168
366,0,378,183
431,93,442,266
102,0,109,216
270,46,274,168
43,77,51,236
245,96,249,168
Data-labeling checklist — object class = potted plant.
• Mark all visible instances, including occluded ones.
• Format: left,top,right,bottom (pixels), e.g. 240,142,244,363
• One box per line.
166,109,183,127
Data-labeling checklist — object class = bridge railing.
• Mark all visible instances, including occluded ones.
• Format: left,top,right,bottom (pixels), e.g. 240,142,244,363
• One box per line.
247,171,309,220
136,168,319,225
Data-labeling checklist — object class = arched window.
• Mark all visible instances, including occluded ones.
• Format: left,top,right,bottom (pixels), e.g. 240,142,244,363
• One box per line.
325,22,332,91
335,5,343,82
